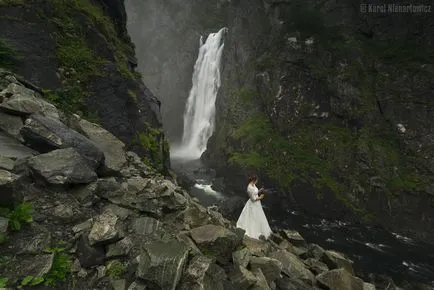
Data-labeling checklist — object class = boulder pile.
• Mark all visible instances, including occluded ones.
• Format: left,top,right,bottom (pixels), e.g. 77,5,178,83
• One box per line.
0,70,389,289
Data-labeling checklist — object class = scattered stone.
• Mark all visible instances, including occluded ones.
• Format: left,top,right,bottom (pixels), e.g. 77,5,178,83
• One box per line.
96,265,107,279
104,204,133,221
70,182,98,205
321,250,354,275
0,156,15,171
21,114,104,169
250,256,283,284
275,276,313,290
396,123,406,134
53,203,74,220
363,282,376,290
111,279,127,290
304,258,329,274
306,243,325,259
280,229,307,247
229,265,257,289
132,216,161,236
27,148,97,185
176,231,202,256
128,281,147,290
88,210,121,245
180,202,212,228
10,253,54,279
243,235,272,256
106,236,133,258
76,234,105,268
76,117,128,175
0,169,24,207
316,268,365,290
0,216,9,235
0,83,59,118
190,224,243,264
179,255,224,290
18,227,51,255
232,247,251,268
269,250,315,284
136,239,189,290
0,132,37,160
251,267,270,290
72,219,93,234
0,111,23,141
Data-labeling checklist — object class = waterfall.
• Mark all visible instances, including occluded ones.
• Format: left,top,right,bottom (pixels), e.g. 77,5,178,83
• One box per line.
171,28,226,160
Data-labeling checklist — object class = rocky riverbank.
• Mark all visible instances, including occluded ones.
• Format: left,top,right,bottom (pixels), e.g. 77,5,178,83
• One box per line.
0,70,401,290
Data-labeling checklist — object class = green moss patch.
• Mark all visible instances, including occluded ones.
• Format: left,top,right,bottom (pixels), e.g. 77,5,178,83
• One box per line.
137,124,165,172
0,39,19,70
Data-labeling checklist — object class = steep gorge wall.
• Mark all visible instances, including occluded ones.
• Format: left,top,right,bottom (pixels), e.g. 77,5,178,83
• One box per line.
0,0,169,171
203,0,434,243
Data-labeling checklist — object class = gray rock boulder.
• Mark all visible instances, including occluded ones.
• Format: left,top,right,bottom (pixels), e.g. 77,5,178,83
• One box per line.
280,229,307,248
106,236,133,258
321,250,354,275
2,253,54,282
76,234,106,268
0,156,15,171
232,247,251,268
0,169,24,207
132,216,161,236
21,114,104,169
190,224,243,264
179,255,224,290
249,256,283,284
0,132,37,160
304,258,329,275
316,268,365,290
0,83,59,118
75,117,128,175
96,176,187,216
243,235,272,257
27,148,97,185
269,250,315,284
306,243,326,259
88,209,122,245
251,267,270,290
136,239,189,290
0,216,8,236
0,111,23,141
229,265,258,289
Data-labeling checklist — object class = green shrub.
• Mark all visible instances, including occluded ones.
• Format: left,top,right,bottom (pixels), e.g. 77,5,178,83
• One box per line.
0,202,33,231
42,246,72,287
0,277,8,287
106,260,126,279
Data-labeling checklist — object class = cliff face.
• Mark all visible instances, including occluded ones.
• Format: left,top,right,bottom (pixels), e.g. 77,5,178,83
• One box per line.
125,0,230,144
0,0,169,171
203,0,434,243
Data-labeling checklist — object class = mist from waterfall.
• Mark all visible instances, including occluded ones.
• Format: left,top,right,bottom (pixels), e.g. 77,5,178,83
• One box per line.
171,28,226,160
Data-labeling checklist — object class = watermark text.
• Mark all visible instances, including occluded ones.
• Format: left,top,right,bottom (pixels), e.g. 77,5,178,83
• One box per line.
360,3,431,13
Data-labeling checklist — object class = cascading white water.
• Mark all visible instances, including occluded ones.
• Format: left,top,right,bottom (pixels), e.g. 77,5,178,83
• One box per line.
171,28,226,160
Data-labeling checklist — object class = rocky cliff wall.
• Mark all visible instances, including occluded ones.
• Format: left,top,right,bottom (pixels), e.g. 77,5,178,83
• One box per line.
0,0,169,172
201,0,434,244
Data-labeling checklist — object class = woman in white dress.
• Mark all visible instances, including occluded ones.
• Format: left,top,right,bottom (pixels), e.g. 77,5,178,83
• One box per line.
236,174,272,239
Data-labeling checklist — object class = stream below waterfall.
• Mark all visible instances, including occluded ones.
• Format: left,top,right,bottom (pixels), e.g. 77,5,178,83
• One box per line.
171,157,434,288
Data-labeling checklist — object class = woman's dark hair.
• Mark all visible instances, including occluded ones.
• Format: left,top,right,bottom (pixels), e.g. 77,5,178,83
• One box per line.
248,174,258,183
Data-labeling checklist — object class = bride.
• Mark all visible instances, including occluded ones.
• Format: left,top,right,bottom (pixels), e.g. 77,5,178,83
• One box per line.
236,174,272,240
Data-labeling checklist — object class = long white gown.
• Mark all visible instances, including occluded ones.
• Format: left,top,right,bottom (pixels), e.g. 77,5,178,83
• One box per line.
236,184,272,239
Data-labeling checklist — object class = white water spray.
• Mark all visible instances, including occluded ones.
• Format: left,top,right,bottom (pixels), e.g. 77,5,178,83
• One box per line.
171,28,226,160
